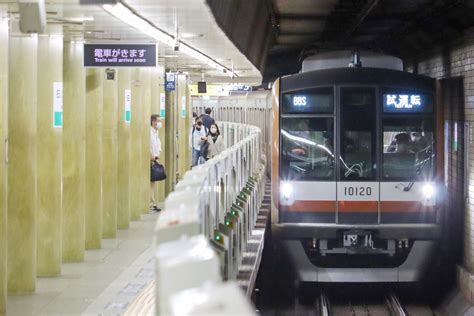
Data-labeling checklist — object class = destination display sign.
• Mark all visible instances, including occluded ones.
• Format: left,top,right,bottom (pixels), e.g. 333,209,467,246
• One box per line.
84,44,156,67
282,87,334,114
383,93,432,113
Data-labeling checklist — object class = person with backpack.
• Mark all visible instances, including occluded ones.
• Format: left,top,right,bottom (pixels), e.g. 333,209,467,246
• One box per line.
189,116,208,167
200,107,215,130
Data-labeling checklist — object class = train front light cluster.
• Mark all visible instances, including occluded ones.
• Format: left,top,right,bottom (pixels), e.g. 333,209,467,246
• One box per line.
281,182,293,200
422,183,435,200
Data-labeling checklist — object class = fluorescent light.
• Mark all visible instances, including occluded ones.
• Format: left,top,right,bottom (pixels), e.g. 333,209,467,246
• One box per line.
67,16,94,22
103,2,236,78
181,32,201,39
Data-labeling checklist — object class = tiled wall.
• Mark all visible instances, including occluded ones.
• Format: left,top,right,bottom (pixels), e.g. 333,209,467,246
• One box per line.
411,30,474,302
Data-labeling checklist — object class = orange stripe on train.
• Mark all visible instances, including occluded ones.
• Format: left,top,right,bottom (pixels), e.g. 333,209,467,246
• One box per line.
338,201,378,212
280,200,436,213
380,201,435,213
281,201,336,212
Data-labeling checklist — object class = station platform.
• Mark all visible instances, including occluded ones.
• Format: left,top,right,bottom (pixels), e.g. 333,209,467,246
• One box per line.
7,213,158,316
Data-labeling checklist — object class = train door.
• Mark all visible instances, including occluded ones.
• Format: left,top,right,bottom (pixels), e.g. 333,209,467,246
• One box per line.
378,89,436,224
337,87,379,224
279,87,337,223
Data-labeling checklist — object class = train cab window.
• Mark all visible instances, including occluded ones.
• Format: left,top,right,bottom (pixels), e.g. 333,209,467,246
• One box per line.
382,118,434,180
280,118,334,181
340,87,376,180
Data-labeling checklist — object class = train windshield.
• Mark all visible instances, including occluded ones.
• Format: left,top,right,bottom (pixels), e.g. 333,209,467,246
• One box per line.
339,87,376,180
382,118,434,180
280,118,335,180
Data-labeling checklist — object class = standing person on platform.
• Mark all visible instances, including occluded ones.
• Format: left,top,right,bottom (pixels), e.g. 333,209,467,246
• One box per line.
207,123,225,159
190,116,208,167
200,107,215,130
150,114,162,212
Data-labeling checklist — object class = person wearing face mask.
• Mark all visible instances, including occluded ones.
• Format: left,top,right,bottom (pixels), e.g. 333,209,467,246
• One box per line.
150,114,162,212
206,123,225,160
190,116,208,167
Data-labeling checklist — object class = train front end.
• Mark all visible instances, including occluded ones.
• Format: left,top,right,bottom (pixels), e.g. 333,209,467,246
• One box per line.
271,53,441,282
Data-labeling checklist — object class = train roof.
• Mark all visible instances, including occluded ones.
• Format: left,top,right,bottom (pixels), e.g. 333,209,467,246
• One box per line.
280,67,435,94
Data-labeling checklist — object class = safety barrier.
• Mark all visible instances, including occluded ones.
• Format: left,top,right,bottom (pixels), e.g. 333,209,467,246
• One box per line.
153,121,266,315
192,92,272,174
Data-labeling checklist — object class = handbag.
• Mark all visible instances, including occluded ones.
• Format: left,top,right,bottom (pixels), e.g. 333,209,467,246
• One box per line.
151,161,167,181
200,140,210,159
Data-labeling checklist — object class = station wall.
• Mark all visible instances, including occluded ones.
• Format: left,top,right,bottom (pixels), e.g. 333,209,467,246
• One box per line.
0,18,192,314
410,28,474,302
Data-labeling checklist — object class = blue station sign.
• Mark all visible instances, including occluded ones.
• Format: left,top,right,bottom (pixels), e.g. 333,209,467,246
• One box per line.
165,72,176,91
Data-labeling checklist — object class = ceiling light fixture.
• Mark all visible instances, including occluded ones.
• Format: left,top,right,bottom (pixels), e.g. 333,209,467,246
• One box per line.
103,2,236,78
180,32,202,39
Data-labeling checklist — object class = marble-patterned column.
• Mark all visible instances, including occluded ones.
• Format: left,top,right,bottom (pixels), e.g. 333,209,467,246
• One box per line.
8,34,38,294
177,74,188,180
85,68,103,249
102,72,118,237
62,41,86,262
141,68,151,214
151,67,166,202
117,69,131,228
0,16,8,313
185,84,192,172
164,89,176,195
37,34,63,276
130,68,143,219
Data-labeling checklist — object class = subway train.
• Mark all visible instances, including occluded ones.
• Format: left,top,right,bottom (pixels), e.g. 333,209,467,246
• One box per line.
271,51,442,282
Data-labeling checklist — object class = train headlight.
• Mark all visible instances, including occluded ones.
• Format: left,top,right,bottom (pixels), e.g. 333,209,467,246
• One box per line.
422,183,435,200
281,182,293,200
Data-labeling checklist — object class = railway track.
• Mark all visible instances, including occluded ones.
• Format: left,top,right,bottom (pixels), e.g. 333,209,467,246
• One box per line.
317,291,434,316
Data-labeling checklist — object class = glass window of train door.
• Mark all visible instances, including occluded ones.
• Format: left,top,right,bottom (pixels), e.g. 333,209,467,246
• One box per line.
339,87,376,181
279,87,335,182
381,117,434,181
280,117,335,181
380,89,435,181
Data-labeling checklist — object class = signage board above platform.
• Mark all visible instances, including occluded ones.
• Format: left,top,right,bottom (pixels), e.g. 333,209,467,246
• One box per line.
84,44,156,67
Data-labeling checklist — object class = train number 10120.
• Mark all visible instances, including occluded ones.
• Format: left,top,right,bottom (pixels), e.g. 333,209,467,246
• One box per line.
343,187,372,196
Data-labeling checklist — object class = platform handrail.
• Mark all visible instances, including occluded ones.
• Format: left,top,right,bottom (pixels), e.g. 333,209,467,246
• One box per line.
153,120,266,315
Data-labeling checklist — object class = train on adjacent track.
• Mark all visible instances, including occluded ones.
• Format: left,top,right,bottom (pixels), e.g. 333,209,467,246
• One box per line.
270,51,442,283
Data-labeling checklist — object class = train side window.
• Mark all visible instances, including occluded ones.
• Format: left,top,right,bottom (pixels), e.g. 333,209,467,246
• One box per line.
382,118,434,180
280,118,334,181
340,87,376,181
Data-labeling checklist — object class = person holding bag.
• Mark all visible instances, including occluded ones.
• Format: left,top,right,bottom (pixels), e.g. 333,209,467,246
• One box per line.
150,114,166,212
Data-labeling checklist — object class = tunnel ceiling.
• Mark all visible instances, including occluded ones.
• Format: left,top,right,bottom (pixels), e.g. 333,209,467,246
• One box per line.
207,0,474,82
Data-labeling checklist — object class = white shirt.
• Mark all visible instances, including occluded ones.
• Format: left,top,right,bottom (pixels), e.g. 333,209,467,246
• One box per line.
189,126,207,151
150,126,161,158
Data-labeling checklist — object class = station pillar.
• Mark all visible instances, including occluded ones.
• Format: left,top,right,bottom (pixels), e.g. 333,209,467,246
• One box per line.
102,71,118,237
130,68,143,219
117,69,131,228
141,68,151,214
7,33,38,294
36,34,63,276
62,41,86,262
85,68,103,249
0,16,8,312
